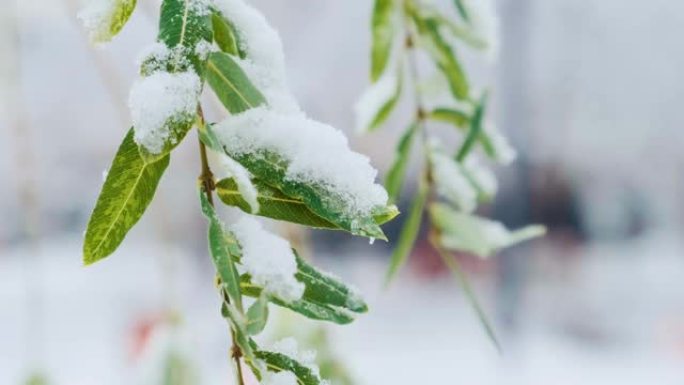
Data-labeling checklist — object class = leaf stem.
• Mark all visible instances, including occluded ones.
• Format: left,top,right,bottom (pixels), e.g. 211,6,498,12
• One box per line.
197,105,245,385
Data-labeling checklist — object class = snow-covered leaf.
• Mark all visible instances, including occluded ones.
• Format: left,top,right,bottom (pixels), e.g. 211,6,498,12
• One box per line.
199,188,243,311
203,120,393,241
246,293,269,335
216,178,397,231
355,69,402,133
385,122,417,203
83,129,169,265
371,0,397,81
78,0,137,44
255,348,325,385
385,174,428,285
429,147,477,213
294,253,368,313
240,276,356,325
205,52,266,113
430,202,546,257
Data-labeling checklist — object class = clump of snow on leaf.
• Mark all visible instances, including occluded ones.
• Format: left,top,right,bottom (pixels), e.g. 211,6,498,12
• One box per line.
484,122,516,165
214,107,389,217
231,217,304,302
354,71,399,132
429,145,477,213
462,155,497,198
215,155,259,213
269,338,323,378
128,71,200,154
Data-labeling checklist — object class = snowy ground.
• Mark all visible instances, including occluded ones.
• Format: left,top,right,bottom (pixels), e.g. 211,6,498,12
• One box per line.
2,233,684,385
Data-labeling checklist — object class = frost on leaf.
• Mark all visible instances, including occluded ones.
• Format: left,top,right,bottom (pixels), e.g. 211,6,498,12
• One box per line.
231,216,304,302
128,71,201,154
78,0,136,44
262,371,298,385
269,337,321,377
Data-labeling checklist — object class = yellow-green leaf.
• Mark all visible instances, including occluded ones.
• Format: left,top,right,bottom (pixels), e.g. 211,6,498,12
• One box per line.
83,129,169,265
371,0,397,81
206,52,266,113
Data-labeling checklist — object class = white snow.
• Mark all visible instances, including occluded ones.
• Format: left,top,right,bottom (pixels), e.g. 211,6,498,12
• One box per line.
231,216,304,302
462,155,497,198
77,0,124,43
217,155,260,213
354,71,399,133
462,0,500,59
214,107,389,218
194,40,217,61
484,121,517,165
262,371,298,385
128,71,201,154
429,147,477,213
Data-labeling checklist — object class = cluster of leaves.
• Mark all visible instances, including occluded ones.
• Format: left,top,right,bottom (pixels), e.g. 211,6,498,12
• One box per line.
364,0,545,347
81,0,397,383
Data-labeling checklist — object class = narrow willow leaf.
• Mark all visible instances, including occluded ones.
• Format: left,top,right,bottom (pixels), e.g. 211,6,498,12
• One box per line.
430,107,497,159
431,236,501,352
83,129,169,265
385,174,429,285
433,14,487,50
211,12,240,56
430,108,470,129
453,0,470,22
295,253,368,313
410,8,469,100
80,0,137,43
429,202,546,257
199,188,243,312
371,0,396,81
366,71,403,132
246,293,269,335
221,301,257,364
385,122,417,202
217,178,398,230
240,277,355,324
206,52,267,113
158,0,212,50
456,95,487,161
256,349,323,385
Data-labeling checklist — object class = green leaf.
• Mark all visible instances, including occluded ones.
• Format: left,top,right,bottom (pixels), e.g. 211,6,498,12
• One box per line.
83,129,169,265
221,301,257,365
456,95,487,162
384,174,428,285
295,253,368,313
217,178,398,230
430,107,497,159
199,188,243,312
84,0,137,43
256,349,324,385
453,0,470,22
158,0,212,50
216,178,335,229
205,52,267,113
364,71,403,132
211,11,240,56
385,122,417,202
429,202,546,257
410,9,469,100
240,277,356,325
371,0,397,81
431,236,501,352
246,293,269,335
429,108,470,129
